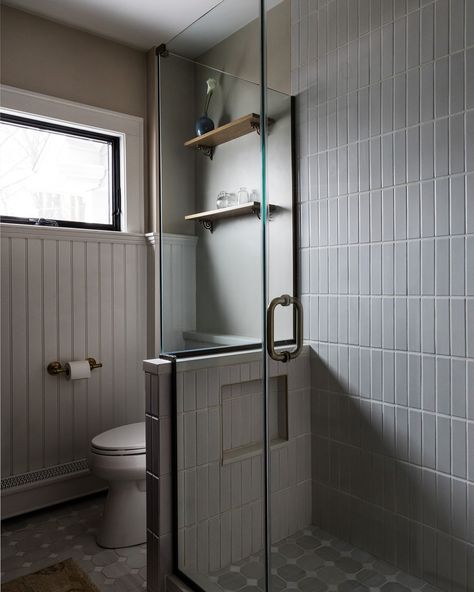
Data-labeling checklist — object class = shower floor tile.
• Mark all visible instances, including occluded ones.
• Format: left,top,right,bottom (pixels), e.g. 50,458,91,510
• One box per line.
209,526,442,592
1,494,146,592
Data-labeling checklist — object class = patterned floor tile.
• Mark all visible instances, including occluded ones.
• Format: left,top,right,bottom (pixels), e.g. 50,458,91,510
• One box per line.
206,526,444,592
1,494,146,592
2,497,445,592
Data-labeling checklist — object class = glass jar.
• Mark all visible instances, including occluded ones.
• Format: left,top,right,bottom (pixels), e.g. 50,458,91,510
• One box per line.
237,187,249,205
226,192,237,207
216,191,227,208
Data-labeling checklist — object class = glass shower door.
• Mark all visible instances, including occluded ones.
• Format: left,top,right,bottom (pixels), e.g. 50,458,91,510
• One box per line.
259,5,311,587
158,1,300,590
159,2,275,591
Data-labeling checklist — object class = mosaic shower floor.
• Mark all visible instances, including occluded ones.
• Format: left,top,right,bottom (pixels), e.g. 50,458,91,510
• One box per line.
1,494,146,592
209,525,442,592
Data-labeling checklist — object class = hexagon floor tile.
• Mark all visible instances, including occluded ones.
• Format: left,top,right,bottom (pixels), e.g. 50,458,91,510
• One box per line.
1,494,146,592
2,496,444,592
208,525,443,592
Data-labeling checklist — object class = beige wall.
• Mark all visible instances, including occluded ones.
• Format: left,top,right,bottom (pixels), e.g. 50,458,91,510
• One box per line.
198,0,291,94
159,55,196,235
1,6,147,118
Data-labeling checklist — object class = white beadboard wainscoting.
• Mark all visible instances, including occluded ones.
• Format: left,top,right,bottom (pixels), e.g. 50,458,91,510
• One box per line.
161,233,198,352
1,224,148,516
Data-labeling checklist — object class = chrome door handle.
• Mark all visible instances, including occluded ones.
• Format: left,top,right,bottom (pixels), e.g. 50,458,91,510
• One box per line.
266,294,303,363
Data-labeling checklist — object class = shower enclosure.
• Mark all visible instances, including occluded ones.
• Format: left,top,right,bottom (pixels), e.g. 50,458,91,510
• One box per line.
152,1,473,591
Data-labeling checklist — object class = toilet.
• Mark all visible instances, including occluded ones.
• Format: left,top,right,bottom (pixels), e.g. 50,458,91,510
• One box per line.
89,422,146,548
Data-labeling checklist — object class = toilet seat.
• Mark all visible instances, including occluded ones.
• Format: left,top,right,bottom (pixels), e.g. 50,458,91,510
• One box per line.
91,422,145,456
90,446,145,456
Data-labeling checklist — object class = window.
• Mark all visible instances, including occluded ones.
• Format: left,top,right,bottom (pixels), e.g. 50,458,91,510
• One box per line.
0,113,121,230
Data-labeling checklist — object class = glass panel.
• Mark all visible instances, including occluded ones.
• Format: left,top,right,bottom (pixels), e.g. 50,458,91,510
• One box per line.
159,55,264,354
159,2,270,591
159,2,295,357
164,51,267,589
0,120,113,224
265,88,295,343
159,1,297,590
260,4,309,592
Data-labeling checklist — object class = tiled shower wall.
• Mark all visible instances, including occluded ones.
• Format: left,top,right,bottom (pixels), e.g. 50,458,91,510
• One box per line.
293,0,474,589
175,352,311,578
144,350,312,591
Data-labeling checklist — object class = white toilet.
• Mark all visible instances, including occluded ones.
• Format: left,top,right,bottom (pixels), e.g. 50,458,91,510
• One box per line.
89,422,146,548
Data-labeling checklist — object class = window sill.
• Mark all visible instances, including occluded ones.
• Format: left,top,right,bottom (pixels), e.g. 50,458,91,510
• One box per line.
0,222,146,244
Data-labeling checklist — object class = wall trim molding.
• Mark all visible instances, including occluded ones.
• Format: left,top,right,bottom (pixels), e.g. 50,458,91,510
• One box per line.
0,85,143,135
145,232,198,247
0,223,147,244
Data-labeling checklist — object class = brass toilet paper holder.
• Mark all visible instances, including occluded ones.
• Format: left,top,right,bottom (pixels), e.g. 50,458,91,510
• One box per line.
47,357,103,376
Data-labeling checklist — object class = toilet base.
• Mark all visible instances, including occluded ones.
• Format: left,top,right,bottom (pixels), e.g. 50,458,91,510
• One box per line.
97,479,146,548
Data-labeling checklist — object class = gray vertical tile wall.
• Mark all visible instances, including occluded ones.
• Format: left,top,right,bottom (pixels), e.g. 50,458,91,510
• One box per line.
175,352,312,578
292,0,473,590
145,361,174,592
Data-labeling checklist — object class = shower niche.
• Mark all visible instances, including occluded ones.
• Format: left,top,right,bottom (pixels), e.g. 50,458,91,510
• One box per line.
221,375,288,464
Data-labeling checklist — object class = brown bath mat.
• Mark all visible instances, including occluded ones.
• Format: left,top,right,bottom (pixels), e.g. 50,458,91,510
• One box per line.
2,558,100,592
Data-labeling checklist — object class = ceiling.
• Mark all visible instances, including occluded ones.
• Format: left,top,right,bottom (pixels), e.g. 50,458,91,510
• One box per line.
2,0,225,51
167,0,281,58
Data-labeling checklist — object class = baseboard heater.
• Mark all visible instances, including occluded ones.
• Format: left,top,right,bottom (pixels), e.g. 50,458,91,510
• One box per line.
1,459,89,490
1,460,106,519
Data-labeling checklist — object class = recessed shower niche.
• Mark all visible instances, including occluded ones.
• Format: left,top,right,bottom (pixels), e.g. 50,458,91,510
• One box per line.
221,375,288,464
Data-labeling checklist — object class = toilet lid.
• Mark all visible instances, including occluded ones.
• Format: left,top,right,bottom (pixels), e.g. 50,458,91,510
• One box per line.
91,422,145,454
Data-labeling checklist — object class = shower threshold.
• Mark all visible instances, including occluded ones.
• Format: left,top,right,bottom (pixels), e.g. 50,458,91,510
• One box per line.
202,525,442,592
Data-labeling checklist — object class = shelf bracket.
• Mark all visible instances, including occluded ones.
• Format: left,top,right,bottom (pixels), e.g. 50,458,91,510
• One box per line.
250,121,261,135
196,145,214,160
200,219,214,233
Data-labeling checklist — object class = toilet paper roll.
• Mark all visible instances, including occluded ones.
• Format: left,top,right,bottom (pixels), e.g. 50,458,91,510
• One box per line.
65,360,91,380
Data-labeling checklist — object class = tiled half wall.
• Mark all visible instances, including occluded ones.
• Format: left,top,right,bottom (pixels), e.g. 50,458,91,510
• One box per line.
144,349,312,591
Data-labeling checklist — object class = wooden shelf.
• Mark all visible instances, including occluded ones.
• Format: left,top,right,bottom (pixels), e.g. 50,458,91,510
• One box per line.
184,113,270,158
185,201,275,232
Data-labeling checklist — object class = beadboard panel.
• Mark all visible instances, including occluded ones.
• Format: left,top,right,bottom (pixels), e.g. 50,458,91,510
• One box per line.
161,233,198,352
1,226,148,478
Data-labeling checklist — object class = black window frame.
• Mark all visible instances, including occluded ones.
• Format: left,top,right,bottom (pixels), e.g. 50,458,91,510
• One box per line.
0,112,122,231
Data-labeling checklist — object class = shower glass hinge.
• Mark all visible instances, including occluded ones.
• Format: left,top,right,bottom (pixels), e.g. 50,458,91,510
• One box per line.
252,203,275,220
156,44,169,57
